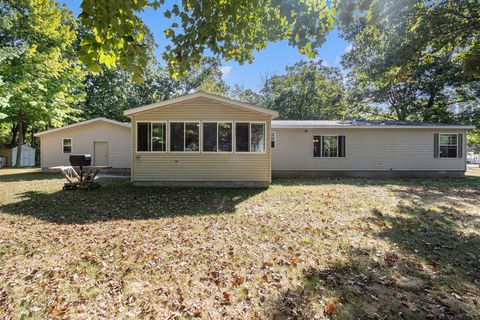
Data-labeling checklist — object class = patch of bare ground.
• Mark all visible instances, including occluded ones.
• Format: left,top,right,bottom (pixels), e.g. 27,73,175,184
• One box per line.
0,169,479,319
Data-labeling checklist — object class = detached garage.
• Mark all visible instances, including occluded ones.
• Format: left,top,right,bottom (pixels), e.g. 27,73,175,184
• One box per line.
35,118,131,171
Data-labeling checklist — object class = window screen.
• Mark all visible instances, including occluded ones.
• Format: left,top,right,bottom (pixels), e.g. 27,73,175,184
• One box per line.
203,122,217,152
137,123,150,151
185,122,199,151
251,123,265,152
218,123,232,152
170,122,184,151
152,123,166,151
236,123,249,152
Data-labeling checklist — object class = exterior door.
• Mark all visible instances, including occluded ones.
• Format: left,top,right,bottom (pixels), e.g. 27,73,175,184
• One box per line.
94,142,109,166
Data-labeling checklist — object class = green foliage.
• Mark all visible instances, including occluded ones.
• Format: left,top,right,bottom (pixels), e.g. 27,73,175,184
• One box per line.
259,60,347,120
0,0,85,132
77,0,336,78
81,55,229,121
335,0,479,136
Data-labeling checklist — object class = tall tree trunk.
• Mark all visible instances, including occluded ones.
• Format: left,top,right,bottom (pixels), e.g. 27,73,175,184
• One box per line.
15,113,24,168
9,123,18,146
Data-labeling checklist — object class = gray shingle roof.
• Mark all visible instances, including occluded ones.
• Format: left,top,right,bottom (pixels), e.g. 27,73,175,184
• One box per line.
271,120,475,129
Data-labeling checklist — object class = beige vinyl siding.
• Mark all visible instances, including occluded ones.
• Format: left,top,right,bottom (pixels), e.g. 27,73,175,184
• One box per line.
272,128,466,171
131,98,272,182
39,121,131,168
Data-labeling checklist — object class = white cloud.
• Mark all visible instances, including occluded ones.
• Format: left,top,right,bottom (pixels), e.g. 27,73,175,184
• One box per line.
344,44,353,53
220,66,232,79
321,60,329,67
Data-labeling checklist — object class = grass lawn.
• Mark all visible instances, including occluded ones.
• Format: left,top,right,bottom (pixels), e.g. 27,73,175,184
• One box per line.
0,169,479,319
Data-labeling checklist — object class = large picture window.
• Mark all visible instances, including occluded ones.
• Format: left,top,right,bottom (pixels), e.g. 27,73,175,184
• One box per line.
137,122,166,152
251,123,265,152
313,135,346,158
439,133,458,158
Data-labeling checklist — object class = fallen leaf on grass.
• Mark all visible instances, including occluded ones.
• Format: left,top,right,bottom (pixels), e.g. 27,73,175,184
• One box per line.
325,302,336,315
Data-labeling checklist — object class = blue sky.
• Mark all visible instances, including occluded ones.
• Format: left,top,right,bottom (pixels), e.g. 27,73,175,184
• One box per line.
64,0,350,90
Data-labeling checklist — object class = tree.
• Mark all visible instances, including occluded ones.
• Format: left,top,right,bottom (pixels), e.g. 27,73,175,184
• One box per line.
230,85,266,106
77,0,336,78
336,0,479,128
260,60,347,120
0,0,85,166
81,55,229,121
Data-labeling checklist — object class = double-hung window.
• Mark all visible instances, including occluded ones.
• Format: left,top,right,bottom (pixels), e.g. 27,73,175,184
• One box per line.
313,135,346,157
436,133,462,158
62,138,72,154
203,122,233,152
170,122,200,152
236,122,265,152
271,131,276,149
137,122,167,152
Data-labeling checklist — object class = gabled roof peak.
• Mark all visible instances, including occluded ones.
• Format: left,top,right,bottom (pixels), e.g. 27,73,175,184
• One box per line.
34,117,131,137
123,91,278,117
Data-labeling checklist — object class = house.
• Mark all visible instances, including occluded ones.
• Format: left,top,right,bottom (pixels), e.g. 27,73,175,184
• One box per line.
123,92,278,187
271,120,473,178
35,118,131,171
36,92,474,184
0,144,36,167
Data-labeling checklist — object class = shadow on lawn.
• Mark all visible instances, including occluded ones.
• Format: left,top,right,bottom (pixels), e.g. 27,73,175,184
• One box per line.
0,178,267,224
0,169,57,182
268,182,480,319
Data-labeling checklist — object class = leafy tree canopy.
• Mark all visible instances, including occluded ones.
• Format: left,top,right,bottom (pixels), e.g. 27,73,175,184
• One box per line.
77,0,336,79
0,0,85,156
253,60,347,120
335,0,479,131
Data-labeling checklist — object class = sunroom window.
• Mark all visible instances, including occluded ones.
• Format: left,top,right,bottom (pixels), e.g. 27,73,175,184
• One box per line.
203,122,232,152
251,123,265,152
236,123,250,152
137,122,166,152
170,122,199,152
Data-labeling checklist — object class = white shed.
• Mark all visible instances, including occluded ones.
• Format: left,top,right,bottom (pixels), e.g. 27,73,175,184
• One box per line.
0,144,36,167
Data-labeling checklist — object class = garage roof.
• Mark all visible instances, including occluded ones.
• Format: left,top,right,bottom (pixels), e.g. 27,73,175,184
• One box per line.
34,118,131,137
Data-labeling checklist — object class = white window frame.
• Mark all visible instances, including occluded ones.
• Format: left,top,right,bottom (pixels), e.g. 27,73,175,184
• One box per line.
202,121,234,153
314,135,343,158
234,121,267,154
62,138,72,154
250,122,267,153
169,121,201,153
271,131,277,149
136,121,167,153
438,133,459,159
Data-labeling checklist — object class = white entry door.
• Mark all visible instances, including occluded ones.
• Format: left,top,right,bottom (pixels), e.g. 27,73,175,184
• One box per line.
94,142,109,166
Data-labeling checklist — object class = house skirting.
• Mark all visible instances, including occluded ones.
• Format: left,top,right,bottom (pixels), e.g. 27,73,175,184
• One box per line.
42,167,130,174
133,181,270,188
272,170,465,179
